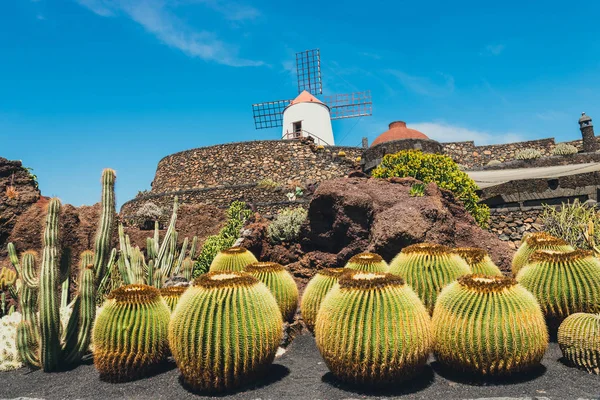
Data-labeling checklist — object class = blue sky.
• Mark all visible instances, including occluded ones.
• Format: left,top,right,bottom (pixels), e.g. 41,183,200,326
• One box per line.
2,1,600,208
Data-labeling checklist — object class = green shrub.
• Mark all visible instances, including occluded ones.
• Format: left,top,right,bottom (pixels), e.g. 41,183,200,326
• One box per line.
553,143,578,156
257,178,281,191
486,159,501,167
515,148,542,160
267,207,308,244
409,183,425,197
193,201,253,277
372,150,490,227
540,199,600,250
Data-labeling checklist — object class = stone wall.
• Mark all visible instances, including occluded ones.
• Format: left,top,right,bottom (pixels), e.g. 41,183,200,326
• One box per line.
362,138,443,172
488,209,544,249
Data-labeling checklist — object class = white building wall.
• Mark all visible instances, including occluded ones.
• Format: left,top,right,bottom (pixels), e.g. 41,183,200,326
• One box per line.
282,102,335,146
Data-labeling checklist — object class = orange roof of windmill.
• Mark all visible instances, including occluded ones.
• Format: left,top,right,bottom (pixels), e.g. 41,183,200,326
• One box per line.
290,90,325,105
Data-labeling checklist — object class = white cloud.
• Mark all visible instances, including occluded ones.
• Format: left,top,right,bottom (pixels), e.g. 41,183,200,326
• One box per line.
481,44,505,56
75,0,263,67
387,70,454,97
409,122,525,145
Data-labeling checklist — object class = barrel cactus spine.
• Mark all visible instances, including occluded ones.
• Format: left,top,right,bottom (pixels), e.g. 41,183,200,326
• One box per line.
516,249,600,331
300,268,345,332
169,271,282,393
209,247,258,272
160,286,187,312
344,252,388,273
315,270,432,386
432,274,548,376
512,232,573,276
388,243,471,314
452,247,503,276
244,262,299,322
558,313,600,374
93,284,171,382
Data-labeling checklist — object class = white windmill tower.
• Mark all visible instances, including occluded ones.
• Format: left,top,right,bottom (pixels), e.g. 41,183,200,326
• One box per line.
251,49,372,146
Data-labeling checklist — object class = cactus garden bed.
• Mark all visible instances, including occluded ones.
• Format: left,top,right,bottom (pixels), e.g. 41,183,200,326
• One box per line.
0,333,599,399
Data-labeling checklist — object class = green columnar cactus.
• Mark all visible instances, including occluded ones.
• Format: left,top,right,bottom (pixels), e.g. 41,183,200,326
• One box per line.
169,271,282,393
244,262,299,322
92,284,171,382
452,247,503,276
558,313,600,374
388,243,471,314
432,274,548,376
300,268,345,332
181,258,194,281
208,247,258,272
516,249,600,330
315,270,432,386
94,169,116,282
160,286,187,312
512,232,573,276
344,252,388,272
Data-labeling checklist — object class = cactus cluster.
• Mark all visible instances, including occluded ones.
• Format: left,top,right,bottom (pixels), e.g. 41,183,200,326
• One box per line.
389,243,471,313
552,143,578,156
93,284,171,382
433,274,548,376
300,268,345,332
160,286,187,312
512,232,573,276
169,271,282,393
315,270,432,385
209,247,258,272
0,267,16,290
244,262,298,322
558,312,600,374
452,247,502,276
344,252,388,272
516,249,600,329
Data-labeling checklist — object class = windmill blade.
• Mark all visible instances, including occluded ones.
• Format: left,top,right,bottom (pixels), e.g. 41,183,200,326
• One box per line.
296,49,322,95
251,99,292,129
324,91,372,120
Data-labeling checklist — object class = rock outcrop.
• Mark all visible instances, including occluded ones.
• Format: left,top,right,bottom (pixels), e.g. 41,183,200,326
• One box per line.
242,176,515,290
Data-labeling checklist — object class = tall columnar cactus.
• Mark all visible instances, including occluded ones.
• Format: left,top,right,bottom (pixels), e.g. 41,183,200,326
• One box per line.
92,284,171,382
94,169,116,282
208,247,258,272
160,286,187,312
300,268,345,332
169,271,282,393
432,274,548,376
516,249,600,330
512,232,573,276
558,313,600,374
452,247,503,276
315,270,432,386
244,262,299,322
344,252,388,272
388,243,471,314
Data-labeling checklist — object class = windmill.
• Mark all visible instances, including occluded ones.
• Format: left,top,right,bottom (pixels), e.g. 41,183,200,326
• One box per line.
251,49,372,146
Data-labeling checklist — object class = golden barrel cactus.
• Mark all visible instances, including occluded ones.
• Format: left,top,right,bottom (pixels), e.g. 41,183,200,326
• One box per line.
432,274,548,376
558,313,600,374
517,249,600,330
452,247,503,276
159,286,187,312
388,243,471,313
169,271,282,393
92,284,171,382
344,252,388,272
244,262,299,322
315,270,432,386
209,247,258,272
512,232,573,276
300,268,345,332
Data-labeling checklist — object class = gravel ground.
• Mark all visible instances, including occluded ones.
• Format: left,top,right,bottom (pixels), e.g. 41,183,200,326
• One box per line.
1,334,599,400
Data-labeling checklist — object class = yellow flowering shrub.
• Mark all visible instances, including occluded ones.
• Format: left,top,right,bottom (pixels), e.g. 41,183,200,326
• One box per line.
372,150,490,227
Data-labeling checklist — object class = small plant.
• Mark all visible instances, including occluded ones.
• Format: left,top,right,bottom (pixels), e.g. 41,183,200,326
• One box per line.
169,271,283,393
553,143,578,156
337,150,347,157
267,207,308,244
512,232,574,276
245,262,299,322
5,173,18,199
486,159,502,167
409,183,425,197
300,268,345,332
515,148,542,160
344,252,388,273
208,247,258,272
388,243,471,314
315,270,432,386
23,167,38,190
433,275,548,376
316,144,325,151
257,178,281,191
558,312,600,374
452,247,503,276
541,199,600,250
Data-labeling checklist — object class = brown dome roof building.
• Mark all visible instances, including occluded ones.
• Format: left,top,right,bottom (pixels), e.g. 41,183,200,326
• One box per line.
363,120,443,172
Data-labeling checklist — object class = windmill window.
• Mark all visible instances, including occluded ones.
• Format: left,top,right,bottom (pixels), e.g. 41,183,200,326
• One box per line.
293,121,302,134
